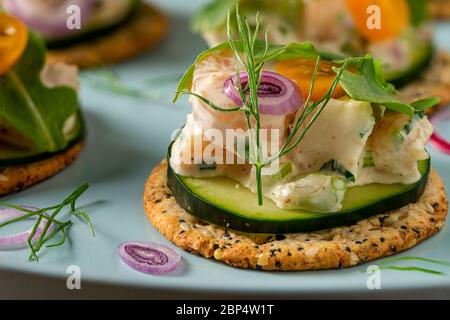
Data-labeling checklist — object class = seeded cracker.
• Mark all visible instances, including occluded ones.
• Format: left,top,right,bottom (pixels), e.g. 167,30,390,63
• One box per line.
0,143,83,197
144,161,448,271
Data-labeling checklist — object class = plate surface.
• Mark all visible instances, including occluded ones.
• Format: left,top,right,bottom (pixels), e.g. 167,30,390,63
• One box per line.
1,0,450,296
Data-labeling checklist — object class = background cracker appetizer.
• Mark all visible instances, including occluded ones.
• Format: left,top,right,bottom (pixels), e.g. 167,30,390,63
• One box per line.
193,0,450,111
144,8,448,271
1,0,168,68
428,0,450,20
0,13,84,196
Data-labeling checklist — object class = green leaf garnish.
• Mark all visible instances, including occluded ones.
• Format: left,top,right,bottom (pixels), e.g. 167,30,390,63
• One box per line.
336,55,416,116
411,96,441,112
0,183,94,262
0,33,81,153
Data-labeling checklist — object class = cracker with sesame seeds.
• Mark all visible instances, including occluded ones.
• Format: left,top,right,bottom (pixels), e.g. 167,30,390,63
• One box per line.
144,161,448,271
398,51,450,115
0,142,83,197
47,4,168,69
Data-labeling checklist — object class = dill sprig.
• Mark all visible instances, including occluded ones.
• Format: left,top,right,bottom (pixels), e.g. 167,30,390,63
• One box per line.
0,183,94,262
177,4,356,205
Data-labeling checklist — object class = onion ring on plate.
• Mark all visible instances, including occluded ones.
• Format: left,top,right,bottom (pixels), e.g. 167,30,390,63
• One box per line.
0,207,56,250
118,241,181,275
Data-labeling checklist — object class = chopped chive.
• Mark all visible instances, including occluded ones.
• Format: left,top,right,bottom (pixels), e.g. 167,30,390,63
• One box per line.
363,151,375,168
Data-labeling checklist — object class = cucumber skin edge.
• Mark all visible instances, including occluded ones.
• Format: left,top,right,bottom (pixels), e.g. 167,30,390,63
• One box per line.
166,152,430,234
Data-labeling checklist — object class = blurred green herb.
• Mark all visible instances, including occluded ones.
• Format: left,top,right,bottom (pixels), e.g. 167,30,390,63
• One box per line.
81,69,181,102
367,256,450,276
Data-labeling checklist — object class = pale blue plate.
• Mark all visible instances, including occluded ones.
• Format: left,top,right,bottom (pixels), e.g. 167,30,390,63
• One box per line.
1,0,449,296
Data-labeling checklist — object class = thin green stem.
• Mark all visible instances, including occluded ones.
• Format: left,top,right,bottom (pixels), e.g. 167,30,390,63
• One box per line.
379,266,445,276
379,256,450,267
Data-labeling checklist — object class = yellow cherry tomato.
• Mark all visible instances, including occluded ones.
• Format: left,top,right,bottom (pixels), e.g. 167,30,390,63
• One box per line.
275,59,346,102
346,0,410,42
0,13,28,76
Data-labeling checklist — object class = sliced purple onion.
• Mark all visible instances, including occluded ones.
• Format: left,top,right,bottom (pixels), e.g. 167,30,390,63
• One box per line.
119,241,181,275
3,0,94,39
224,71,303,115
0,207,56,251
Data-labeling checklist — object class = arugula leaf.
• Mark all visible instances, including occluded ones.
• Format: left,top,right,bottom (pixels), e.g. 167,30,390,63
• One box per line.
411,96,441,111
337,55,415,116
0,32,81,153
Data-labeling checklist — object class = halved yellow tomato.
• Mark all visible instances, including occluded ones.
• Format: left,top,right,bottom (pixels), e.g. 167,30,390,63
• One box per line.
275,59,346,102
346,0,410,42
0,13,28,76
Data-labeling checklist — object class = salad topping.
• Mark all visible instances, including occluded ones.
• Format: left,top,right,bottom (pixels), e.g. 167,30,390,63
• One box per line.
172,6,439,213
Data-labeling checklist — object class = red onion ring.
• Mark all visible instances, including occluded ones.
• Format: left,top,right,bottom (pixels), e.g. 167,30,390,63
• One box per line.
3,0,94,38
0,207,56,250
119,241,181,275
224,71,303,115
430,108,450,155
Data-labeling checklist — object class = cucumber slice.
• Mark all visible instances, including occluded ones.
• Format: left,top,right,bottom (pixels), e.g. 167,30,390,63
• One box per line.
0,117,85,167
167,155,430,234
384,42,433,88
